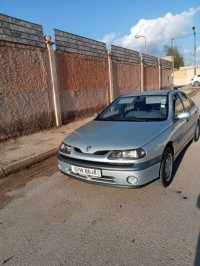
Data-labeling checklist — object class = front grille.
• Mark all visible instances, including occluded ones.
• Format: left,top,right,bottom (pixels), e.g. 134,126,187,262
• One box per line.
74,147,82,153
74,147,109,156
93,150,109,155
60,154,134,167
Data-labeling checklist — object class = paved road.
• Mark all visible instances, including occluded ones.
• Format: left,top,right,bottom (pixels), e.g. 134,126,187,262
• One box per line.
0,91,200,266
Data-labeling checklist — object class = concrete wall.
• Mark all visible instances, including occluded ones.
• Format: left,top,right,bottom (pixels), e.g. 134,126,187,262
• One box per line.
112,61,141,98
56,52,109,123
0,14,54,141
174,65,200,86
54,30,109,123
143,54,159,91
111,45,140,98
160,58,173,89
161,68,172,89
144,65,159,91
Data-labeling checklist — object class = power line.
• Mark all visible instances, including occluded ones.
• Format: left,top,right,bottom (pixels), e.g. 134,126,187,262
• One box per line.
162,32,200,42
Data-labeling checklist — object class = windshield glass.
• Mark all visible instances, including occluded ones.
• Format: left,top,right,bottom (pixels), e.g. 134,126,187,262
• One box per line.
97,95,168,121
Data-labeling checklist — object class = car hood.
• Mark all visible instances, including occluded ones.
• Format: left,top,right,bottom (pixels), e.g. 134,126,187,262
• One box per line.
63,120,170,153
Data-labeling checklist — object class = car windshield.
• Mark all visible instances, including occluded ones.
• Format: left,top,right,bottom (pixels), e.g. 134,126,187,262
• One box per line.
97,95,168,121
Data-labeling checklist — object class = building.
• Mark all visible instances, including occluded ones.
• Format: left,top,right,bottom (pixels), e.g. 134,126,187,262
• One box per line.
174,65,200,86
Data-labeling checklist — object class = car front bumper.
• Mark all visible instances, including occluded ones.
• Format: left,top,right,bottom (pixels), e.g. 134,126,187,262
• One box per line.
57,153,161,188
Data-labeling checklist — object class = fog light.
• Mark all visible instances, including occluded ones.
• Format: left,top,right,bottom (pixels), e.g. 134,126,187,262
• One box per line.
127,176,138,185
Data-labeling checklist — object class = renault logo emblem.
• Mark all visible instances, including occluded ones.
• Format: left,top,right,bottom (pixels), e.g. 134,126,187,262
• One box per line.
86,146,91,152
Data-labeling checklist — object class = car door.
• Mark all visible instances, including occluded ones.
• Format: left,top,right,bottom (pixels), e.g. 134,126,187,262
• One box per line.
172,93,190,156
178,91,198,141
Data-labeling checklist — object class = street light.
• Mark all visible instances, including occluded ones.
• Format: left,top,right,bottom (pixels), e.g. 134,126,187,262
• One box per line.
192,26,196,75
135,35,147,54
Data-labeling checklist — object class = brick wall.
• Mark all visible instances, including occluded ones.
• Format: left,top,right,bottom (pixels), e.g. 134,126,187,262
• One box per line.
144,65,159,91
111,45,140,98
160,59,173,89
112,62,141,98
143,54,159,91
161,69,172,89
54,30,109,123
0,14,54,141
0,14,45,47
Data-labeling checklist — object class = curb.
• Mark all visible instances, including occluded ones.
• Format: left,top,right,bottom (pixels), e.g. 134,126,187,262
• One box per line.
188,88,200,97
0,146,58,179
35,147,58,163
0,168,5,178
3,155,37,176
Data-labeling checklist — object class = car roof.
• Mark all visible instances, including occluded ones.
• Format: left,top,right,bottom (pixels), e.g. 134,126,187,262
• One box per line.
121,90,172,98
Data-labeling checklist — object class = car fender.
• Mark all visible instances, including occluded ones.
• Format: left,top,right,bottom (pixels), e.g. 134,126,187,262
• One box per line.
141,123,174,162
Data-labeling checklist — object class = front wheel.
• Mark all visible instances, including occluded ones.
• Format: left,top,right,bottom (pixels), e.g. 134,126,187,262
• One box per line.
158,147,173,187
193,81,200,87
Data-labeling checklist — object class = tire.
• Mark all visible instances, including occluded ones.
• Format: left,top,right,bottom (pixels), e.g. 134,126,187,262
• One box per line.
157,147,173,187
194,121,200,142
193,81,200,87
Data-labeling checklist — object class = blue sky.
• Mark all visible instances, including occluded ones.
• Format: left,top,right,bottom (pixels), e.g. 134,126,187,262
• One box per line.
1,0,200,65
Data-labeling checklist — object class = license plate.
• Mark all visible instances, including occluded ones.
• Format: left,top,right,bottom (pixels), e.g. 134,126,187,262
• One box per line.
71,165,102,178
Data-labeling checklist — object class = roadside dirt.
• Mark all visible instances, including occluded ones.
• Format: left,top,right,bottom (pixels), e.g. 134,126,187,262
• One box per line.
0,156,57,210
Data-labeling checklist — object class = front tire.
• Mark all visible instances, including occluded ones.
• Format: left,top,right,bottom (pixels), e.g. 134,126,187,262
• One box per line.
193,81,200,87
158,147,173,187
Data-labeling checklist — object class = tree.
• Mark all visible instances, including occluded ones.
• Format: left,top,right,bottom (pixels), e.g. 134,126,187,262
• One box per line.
164,45,184,69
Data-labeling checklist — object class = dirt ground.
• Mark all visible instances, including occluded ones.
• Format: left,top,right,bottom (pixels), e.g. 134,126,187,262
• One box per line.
0,90,200,266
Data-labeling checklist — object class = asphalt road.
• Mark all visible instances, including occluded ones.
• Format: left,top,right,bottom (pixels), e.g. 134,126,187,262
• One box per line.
0,91,200,266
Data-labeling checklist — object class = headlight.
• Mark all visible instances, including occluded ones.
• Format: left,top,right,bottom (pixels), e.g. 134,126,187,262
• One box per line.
59,143,71,154
107,148,146,160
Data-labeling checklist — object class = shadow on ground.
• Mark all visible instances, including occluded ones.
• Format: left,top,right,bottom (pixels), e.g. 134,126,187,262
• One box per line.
194,194,200,266
169,141,192,185
169,140,200,266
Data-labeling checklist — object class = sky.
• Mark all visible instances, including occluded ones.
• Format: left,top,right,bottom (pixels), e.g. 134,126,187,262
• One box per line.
1,0,200,66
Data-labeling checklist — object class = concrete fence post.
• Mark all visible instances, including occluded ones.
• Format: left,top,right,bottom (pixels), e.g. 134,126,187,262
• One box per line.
45,35,62,126
140,56,144,92
158,58,161,90
107,50,114,103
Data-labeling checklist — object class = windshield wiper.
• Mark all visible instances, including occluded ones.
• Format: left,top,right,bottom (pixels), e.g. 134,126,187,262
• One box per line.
97,117,164,122
125,118,162,122
96,118,117,121
126,118,150,121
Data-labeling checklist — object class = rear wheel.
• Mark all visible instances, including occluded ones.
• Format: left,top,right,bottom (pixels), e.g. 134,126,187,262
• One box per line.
194,121,200,142
193,81,200,87
157,147,173,187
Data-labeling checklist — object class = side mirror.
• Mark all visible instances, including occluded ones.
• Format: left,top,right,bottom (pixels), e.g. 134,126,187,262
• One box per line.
93,112,99,119
176,111,191,120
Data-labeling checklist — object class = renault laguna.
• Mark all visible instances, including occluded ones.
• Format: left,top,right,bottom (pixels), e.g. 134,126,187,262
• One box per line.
57,90,199,188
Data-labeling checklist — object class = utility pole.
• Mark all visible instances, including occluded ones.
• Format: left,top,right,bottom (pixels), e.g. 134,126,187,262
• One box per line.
44,35,62,126
171,38,174,48
135,35,147,54
192,26,196,75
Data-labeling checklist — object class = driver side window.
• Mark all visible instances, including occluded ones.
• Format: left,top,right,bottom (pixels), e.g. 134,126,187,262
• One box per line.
179,92,192,111
173,94,184,115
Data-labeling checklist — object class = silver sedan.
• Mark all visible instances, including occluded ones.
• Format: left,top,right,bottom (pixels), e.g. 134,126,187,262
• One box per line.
57,90,199,188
